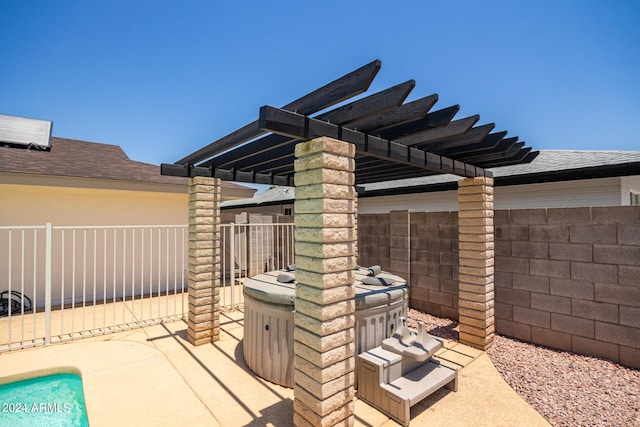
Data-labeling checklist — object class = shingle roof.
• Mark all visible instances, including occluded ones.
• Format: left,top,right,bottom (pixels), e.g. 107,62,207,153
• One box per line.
221,150,640,207
364,150,640,192
0,136,249,191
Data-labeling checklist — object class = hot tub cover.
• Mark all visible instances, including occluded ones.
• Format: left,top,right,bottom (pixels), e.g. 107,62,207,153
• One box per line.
243,268,408,309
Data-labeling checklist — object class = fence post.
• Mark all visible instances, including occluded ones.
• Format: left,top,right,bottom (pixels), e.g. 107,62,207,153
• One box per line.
230,222,235,308
44,222,52,345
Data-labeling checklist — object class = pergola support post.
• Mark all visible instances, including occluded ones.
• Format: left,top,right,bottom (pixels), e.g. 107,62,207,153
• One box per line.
187,176,221,345
293,137,357,427
457,176,495,350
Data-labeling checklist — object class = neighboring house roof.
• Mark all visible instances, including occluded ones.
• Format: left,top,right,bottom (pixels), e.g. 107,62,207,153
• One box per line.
221,150,640,208
0,137,255,197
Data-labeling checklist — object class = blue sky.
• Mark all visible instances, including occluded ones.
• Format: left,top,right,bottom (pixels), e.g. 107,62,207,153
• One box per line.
1,1,639,174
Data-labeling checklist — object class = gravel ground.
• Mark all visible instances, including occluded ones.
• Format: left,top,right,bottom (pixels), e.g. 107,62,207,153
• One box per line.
407,308,640,427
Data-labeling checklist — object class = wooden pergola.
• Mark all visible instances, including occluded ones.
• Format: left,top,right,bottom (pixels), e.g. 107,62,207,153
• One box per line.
162,60,536,427
162,59,536,183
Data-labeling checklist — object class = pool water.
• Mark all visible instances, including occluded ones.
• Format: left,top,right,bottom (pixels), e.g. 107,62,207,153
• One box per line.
0,373,89,427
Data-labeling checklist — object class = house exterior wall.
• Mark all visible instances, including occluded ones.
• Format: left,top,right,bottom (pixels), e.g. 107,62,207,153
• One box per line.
357,206,640,369
622,176,640,205
358,177,625,213
0,176,187,226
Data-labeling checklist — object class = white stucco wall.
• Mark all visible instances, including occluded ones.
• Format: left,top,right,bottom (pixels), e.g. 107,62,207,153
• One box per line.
357,177,625,213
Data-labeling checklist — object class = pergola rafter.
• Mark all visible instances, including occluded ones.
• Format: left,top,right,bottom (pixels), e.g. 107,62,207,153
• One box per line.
162,59,537,184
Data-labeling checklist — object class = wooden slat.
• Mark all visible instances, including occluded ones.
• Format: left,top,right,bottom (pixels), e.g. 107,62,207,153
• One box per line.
456,141,524,163
174,59,381,165
420,123,495,151
315,80,415,124
476,148,534,167
345,95,438,133
200,80,416,169
395,115,479,146
438,131,508,157
284,59,381,115
374,105,460,140
447,135,516,158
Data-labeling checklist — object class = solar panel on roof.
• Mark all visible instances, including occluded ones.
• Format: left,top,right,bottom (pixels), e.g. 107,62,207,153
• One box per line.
0,114,52,150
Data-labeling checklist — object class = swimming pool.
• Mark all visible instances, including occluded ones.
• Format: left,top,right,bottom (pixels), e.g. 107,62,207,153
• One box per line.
0,372,89,427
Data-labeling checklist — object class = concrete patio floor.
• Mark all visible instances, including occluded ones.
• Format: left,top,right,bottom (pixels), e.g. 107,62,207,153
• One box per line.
0,310,549,426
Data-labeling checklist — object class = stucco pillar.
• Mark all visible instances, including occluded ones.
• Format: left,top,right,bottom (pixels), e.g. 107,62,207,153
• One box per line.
187,176,221,345
458,176,495,350
293,137,357,427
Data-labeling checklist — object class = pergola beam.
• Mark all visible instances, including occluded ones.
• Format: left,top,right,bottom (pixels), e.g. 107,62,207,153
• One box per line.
259,105,491,178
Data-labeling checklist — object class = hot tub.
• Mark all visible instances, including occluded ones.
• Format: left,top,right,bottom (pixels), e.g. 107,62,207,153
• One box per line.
242,267,409,388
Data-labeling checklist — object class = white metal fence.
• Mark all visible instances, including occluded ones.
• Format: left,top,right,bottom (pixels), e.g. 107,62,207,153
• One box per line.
0,222,295,352
219,222,295,308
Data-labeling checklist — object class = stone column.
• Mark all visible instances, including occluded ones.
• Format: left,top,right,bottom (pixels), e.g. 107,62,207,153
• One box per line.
458,177,495,350
293,137,357,427
187,176,221,345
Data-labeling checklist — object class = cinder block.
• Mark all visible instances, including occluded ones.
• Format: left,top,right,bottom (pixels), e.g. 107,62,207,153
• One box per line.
495,287,530,307
426,211,453,225
528,225,569,242
509,209,548,225
596,321,640,347
595,283,640,306
570,224,617,244
512,241,549,259
571,300,618,323
620,346,640,370
429,290,453,306
619,265,640,286
550,278,594,300
390,210,410,224
619,224,640,245
495,240,511,256
594,244,640,266
432,264,453,280
493,209,508,221
495,319,531,342
440,305,459,320
439,224,459,239
572,336,620,363
439,251,458,266
494,302,513,320
513,273,549,293
551,313,594,338
549,243,592,262
531,327,572,352
592,206,640,224
570,261,617,284
390,247,409,261
620,306,640,328
531,293,571,315
440,278,458,294
513,306,550,328
494,271,513,289
530,259,570,279
547,207,591,224
495,256,529,274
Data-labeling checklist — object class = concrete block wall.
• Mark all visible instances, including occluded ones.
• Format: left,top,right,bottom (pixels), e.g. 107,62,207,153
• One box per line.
494,206,640,369
357,206,640,368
